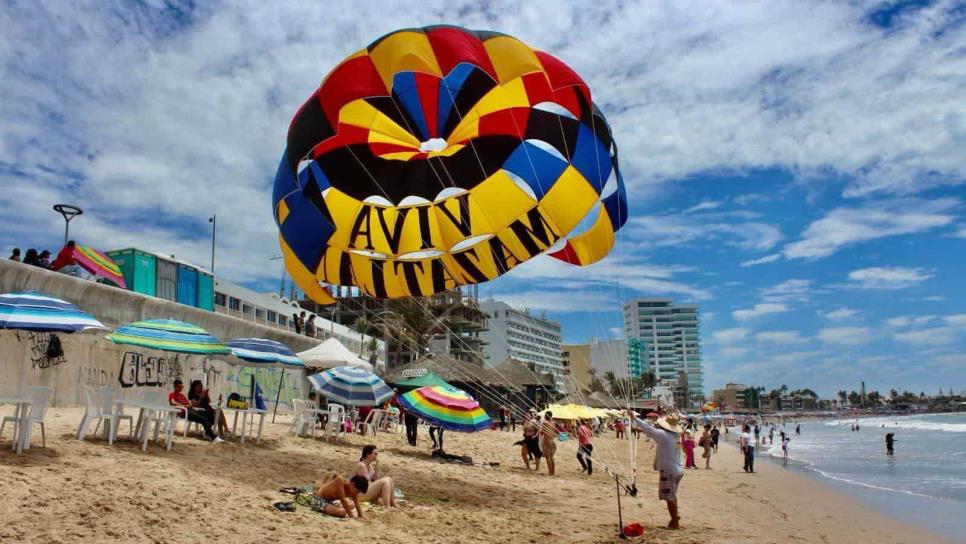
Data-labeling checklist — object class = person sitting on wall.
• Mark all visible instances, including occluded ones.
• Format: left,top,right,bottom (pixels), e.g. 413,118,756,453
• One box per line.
168,379,222,442
188,379,229,437
51,240,86,278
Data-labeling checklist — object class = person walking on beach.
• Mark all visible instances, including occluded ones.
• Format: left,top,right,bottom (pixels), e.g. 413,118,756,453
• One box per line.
615,417,626,439
499,404,508,431
628,410,685,529
539,412,558,476
769,427,774,445
700,424,713,469
796,423,801,435
739,424,755,473
520,413,542,471
403,409,418,446
576,419,594,475
754,424,761,445
782,434,790,461
885,433,896,455
682,431,697,469
710,426,720,453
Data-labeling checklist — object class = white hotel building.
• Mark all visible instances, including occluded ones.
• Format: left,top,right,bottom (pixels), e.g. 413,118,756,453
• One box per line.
623,298,703,401
480,299,565,390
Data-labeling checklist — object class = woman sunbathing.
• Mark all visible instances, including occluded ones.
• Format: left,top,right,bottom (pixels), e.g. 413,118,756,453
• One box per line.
352,445,397,507
313,472,369,518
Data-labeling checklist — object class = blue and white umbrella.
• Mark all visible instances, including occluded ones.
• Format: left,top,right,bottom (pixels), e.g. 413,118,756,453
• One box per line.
0,290,106,332
308,366,393,407
226,338,304,368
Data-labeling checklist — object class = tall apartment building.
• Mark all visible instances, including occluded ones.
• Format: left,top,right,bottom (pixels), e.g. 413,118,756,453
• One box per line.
480,299,564,390
623,298,703,403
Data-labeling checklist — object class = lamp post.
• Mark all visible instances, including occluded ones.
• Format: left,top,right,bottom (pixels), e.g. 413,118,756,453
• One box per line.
269,254,285,297
208,215,216,275
53,204,83,244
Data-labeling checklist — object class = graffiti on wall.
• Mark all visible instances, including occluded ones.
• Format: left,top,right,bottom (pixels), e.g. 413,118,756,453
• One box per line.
27,332,67,370
118,352,168,388
77,366,111,387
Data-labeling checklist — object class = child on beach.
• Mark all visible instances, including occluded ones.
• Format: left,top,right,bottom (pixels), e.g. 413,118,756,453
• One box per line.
700,425,713,469
682,432,697,469
782,435,790,460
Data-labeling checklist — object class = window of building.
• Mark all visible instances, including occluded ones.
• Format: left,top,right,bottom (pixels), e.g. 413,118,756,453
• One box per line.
242,304,254,315
278,315,288,326
267,310,277,323
214,292,227,307
228,297,240,311
255,308,266,320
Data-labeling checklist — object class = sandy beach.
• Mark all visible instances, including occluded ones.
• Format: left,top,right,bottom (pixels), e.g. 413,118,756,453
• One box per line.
0,408,951,544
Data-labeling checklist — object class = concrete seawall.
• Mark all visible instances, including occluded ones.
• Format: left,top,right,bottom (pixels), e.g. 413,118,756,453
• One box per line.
1,259,317,408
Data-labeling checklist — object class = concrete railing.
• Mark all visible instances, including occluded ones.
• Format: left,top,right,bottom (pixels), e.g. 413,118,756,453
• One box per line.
0,259,318,407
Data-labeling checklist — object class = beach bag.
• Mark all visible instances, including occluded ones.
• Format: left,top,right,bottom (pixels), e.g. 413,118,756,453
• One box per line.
46,334,64,359
227,392,248,410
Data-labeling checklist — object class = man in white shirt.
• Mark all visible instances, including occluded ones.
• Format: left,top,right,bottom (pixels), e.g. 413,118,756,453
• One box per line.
629,410,684,529
739,424,756,473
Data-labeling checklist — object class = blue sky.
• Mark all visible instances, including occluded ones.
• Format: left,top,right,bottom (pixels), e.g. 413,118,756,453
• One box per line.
1,1,965,396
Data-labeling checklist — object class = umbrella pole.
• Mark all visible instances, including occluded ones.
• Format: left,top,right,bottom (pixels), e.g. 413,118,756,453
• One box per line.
272,369,285,423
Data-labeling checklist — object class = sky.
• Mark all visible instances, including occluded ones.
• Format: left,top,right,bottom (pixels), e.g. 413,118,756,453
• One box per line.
1,0,965,397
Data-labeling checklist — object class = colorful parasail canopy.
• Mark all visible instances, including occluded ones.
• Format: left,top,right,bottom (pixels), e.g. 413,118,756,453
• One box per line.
273,25,628,302
398,385,491,432
308,365,393,407
72,244,126,288
0,290,106,333
108,319,230,355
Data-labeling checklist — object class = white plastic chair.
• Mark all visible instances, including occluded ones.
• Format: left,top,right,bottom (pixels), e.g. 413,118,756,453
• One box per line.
363,409,385,436
1,386,54,449
323,403,345,440
77,386,134,444
291,399,317,437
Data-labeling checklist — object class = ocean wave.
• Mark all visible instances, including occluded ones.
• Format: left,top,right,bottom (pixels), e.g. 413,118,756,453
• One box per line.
808,468,936,499
824,416,966,433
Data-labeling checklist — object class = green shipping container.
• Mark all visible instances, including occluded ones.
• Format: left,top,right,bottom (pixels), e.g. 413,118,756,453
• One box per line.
106,249,157,297
197,271,214,311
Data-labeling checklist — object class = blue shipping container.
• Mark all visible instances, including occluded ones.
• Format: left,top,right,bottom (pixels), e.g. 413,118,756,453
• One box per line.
177,265,198,307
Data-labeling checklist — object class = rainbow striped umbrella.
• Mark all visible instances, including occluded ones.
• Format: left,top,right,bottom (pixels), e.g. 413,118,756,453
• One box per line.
107,319,229,355
398,386,491,432
71,244,126,288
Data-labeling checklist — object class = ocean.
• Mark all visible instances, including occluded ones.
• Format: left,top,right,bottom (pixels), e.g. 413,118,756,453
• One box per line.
759,413,966,542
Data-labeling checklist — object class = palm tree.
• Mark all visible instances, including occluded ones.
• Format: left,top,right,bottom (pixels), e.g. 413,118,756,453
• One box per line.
353,316,371,356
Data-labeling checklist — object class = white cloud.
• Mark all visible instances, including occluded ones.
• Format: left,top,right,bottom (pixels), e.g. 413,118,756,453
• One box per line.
720,347,750,358
888,314,966,346
740,254,781,267
627,212,783,252
817,327,872,345
756,330,808,344
847,266,932,290
684,200,724,213
935,354,966,368
783,199,959,260
713,328,750,343
823,308,859,320
760,279,811,303
733,302,789,320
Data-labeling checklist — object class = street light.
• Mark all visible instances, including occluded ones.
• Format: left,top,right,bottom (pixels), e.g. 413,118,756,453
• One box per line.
208,215,216,275
52,204,83,244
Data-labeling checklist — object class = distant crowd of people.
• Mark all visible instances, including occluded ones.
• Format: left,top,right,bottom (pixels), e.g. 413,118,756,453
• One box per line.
9,241,88,278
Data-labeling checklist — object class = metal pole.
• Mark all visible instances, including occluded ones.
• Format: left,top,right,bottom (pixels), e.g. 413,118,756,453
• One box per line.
615,473,626,539
209,215,217,275
272,369,285,423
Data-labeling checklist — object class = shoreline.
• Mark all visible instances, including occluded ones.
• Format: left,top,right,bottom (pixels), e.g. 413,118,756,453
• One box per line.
0,407,953,543
715,435,953,544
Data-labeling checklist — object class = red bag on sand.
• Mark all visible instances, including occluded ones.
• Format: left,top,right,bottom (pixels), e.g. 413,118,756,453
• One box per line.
623,523,645,537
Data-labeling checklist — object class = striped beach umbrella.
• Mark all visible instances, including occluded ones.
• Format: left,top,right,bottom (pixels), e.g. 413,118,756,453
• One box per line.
107,319,229,355
226,338,304,368
398,385,491,432
308,366,393,407
71,244,126,288
0,290,106,332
